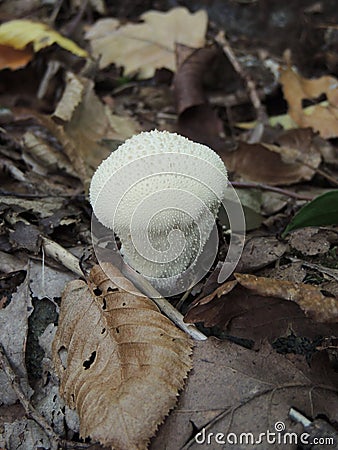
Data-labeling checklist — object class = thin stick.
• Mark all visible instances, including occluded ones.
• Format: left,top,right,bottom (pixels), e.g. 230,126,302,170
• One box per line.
122,264,208,341
41,236,84,278
215,31,267,123
42,236,207,341
231,181,314,200
300,161,338,186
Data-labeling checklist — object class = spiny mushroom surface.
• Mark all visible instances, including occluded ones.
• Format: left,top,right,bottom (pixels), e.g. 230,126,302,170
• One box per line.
90,130,227,293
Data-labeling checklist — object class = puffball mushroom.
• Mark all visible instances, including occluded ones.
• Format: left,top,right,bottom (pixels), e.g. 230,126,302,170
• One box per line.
90,130,228,293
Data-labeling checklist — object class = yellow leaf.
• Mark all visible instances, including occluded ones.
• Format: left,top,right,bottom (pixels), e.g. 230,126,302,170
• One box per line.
0,20,87,57
85,7,207,78
52,263,192,449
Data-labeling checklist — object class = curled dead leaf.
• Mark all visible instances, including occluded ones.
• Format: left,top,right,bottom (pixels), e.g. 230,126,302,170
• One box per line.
53,263,192,449
173,44,224,150
234,273,338,323
222,128,321,185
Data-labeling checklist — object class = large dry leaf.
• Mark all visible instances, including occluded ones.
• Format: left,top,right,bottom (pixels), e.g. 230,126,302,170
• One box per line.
174,44,225,150
52,263,192,449
184,278,338,346
85,7,207,78
235,273,338,323
42,72,140,188
151,338,338,450
222,128,321,185
280,63,338,138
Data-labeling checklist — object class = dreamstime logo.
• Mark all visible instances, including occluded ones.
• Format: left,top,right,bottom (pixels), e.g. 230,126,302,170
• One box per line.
91,151,245,297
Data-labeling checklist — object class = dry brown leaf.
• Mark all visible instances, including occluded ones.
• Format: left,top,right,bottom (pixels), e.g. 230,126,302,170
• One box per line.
173,44,225,150
236,236,288,272
151,338,338,450
52,263,192,449
42,72,140,188
222,128,321,185
280,63,338,138
234,273,338,323
0,44,33,70
85,7,207,78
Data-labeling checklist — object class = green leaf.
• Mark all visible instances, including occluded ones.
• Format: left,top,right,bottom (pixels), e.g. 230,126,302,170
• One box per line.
282,190,338,237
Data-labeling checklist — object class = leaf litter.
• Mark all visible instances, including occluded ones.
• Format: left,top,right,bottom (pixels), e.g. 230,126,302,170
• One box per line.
0,1,338,449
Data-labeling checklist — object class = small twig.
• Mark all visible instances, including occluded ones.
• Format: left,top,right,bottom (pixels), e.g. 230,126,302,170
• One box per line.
215,31,268,124
64,0,89,37
42,236,207,341
231,181,314,200
48,0,65,25
300,160,338,186
122,264,208,341
41,236,84,278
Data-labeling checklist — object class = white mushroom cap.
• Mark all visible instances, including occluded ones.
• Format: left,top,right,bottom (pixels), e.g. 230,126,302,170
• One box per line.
90,130,227,291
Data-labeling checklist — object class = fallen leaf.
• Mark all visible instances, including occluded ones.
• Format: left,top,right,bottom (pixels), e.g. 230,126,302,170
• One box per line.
184,276,338,346
22,131,77,177
236,236,288,272
0,20,87,58
235,273,338,323
222,128,321,185
2,419,52,449
280,62,338,138
42,72,140,188
0,44,33,70
85,7,207,78
174,44,225,150
9,221,41,254
174,45,217,115
283,190,338,236
53,263,192,449
288,228,332,255
151,338,338,450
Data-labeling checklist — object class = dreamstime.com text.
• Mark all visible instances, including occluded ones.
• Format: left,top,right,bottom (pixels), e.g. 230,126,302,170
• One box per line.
194,422,336,446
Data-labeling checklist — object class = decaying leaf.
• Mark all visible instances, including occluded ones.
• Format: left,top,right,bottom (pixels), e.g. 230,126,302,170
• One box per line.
222,128,321,185
53,263,192,449
22,131,77,177
280,62,338,138
174,44,225,150
151,338,338,450
236,236,288,272
42,72,140,188
85,7,208,78
288,228,332,256
0,20,87,60
0,44,33,70
234,273,338,323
